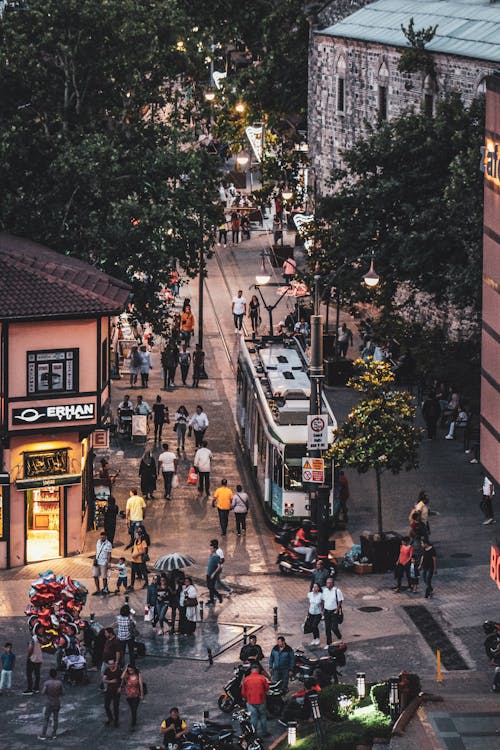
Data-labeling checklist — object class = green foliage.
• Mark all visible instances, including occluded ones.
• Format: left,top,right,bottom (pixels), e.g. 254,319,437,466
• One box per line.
318,683,360,722
370,682,390,715
398,17,438,77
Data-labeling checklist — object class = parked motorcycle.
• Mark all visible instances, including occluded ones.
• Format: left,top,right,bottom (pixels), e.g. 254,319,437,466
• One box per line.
483,620,500,659
293,643,347,686
218,663,284,717
275,525,337,578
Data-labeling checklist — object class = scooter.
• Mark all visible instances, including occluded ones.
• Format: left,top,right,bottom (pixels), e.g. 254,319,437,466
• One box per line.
483,620,500,659
275,527,337,578
218,663,284,717
293,643,347,686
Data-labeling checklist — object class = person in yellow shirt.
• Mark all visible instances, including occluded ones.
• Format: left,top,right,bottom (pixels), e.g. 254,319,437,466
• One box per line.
125,488,146,550
128,530,148,591
213,479,233,536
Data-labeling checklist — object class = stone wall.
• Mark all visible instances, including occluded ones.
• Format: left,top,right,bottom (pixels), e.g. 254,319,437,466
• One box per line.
309,35,495,195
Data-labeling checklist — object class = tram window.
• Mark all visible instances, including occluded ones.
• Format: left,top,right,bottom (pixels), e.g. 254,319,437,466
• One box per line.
284,445,304,490
273,450,282,485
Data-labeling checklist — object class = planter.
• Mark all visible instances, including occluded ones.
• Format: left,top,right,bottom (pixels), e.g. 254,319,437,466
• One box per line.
353,562,373,575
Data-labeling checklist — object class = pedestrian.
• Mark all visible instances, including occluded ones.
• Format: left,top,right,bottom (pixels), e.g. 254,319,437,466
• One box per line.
213,479,233,536
152,394,169,443
240,634,265,665
38,668,64,740
100,628,122,689
218,216,228,246
23,634,43,695
138,344,152,388
231,211,240,243
180,305,195,347
480,474,496,524
321,578,344,646
134,394,152,418
161,343,179,389
129,529,149,591
414,490,431,536
409,555,419,593
231,484,249,535
169,269,180,298
241,214,251,240
282,256,296,285
0,642,16,694
179,344,191,385
121,664,144,731
242,663,269,737
104,496,118,545
115,604,136,668
337,322,354,358
248,294,261,337
112,558,128,594
421,392,441,440
212,538,233,596
138,449,157,499
174,405,189,453
92,531,112,596
306,583,323,646
179,576,198,636
125,488,146,549
160,707,188,747
232,290,246,333
394,536,413,592
194,440,213,498
157,442,178,500
309,559,329,591
189,405,209,448
206,542,223,606
419,540,437,598
338,470,349,523
192,343,205,388
268,636,295,693
128,345,141,388
154,577,170,635
103,658,121,727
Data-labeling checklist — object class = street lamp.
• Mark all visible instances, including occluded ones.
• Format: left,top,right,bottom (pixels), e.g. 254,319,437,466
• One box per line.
236,151,249,167
363,252,380,287
204,90,216,102
235,101,246,114
255,253,271,285
253,252,291,336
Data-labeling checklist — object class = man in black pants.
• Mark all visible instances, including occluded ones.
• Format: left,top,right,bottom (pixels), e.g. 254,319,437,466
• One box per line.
419,540,437,598
103,659,121,727
321,578,344,647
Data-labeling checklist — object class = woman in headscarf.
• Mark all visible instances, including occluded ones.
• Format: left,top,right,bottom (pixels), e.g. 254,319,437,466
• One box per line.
138,450,156,500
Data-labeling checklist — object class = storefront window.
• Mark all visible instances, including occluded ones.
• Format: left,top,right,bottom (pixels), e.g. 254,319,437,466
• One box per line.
26,487,61,562
27,348,79,394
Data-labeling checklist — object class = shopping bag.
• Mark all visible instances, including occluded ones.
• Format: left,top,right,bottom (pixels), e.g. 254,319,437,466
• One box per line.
302,615,314,634
144,606,154,622
187,467,198,485
172,473,179,489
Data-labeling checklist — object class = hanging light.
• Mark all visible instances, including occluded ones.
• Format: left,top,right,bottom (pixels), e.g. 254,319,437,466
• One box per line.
356,672,366,699
282,187,293,201
204,90,215,102
287,721,297,746
235,101,246,114
363,252,380,287
255,254,271,285
236,151,249,167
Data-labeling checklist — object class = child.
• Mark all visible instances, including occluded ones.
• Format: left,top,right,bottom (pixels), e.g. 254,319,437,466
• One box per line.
409,556,419,593
113,557,128,594
0,642,16,693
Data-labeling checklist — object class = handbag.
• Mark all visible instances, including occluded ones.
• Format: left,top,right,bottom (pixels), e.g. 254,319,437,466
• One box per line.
335,591,344,624
185,596,198,607
172,474,179,489
144,606,154,622
302,614,314,634
142,551,150,563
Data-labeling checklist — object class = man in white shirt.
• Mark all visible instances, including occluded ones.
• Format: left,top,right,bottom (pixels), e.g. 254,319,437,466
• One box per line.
194,440,213,498
157,443,178,500
134,395,152,417
93,532,113,595
321,577,344,647
232,290,247,333
189,406,209,448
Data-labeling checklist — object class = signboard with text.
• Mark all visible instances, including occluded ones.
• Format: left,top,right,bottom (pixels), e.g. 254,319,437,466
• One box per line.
307,414,329,450
12,402,95,426
302,457,325,484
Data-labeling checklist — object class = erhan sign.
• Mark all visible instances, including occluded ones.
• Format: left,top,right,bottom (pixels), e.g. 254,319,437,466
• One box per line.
481,139,500,186
13,402,95,425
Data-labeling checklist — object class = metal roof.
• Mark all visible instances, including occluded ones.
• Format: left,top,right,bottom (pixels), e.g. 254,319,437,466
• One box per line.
318,0,500,62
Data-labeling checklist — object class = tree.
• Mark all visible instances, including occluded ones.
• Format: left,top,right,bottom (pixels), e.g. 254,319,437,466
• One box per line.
326,360,421,535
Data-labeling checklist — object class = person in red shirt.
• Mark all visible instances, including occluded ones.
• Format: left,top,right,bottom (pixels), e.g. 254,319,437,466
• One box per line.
394,536,413,592
293,521,316,562
241,663,269,737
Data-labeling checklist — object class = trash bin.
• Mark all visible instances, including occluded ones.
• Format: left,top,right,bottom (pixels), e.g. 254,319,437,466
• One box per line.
324,358,354,387
360,532,402,573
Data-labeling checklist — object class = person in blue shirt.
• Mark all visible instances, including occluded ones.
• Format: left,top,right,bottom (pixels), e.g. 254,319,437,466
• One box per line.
269,636,295,692
206,543,222,606
0,642,16,692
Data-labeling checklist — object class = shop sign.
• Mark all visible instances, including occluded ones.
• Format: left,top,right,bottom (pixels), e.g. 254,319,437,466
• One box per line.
13,402,95,425
482,139,500,186
92,429,109,449
16,474,82,490
25,449,68,478
490,545,500,590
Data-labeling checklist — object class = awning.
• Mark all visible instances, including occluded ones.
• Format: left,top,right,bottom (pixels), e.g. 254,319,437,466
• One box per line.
15,474,82,490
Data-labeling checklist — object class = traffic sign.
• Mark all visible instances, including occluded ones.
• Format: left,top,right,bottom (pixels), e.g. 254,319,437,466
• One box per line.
307,414,329,450
302,457,325,483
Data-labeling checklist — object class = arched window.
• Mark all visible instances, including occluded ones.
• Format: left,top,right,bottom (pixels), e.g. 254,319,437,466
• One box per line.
336,55,346,113
476,77,487,96
378,62,389,120
423,74,435,117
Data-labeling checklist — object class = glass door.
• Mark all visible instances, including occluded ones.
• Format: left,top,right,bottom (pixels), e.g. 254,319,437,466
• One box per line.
26,487,61,562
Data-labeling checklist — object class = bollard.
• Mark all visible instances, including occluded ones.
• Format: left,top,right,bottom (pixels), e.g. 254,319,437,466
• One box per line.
243,626,248,645
125,594,129,605
207,647,214,666
436,649,442,683
90,613,95,622
273,606,278,628
199,601,204,622
203,710,209,723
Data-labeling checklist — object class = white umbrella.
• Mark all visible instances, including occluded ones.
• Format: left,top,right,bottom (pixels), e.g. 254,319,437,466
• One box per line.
153,553,196,571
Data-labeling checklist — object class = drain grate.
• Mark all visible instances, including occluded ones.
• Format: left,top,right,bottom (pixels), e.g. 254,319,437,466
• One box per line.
403,606,469,670
358,606,383,613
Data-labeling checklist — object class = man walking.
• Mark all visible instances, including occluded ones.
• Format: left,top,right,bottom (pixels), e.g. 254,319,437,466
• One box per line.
38,668,64,740
213,479,233,536
241,663,269,737
194,440,213,498
337,322,354,358
420,540,437,599
231,484,249,535
23,634,43,695
125,488,146,548
480,474,496,524
92,531,112,596
157,443,178,500
321,577,344,646
206,543,222,606
232,290,247,332
268,636,295,693
212,538,233,596
189,405,209,448
192,344,205,388
103,658,122,727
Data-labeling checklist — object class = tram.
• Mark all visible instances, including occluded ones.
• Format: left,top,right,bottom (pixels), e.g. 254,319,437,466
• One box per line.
236,336,337,525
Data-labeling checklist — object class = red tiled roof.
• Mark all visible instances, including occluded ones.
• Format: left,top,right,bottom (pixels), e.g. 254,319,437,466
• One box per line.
0,233,131,320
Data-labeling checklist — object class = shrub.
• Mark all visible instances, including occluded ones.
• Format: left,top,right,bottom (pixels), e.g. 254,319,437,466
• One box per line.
329,730,361,749
370,682,390,715
318,683,359,721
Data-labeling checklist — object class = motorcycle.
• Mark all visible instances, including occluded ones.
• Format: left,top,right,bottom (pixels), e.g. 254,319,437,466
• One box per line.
218,663,284,717
293,643,347,686
281,680,322,722
483,620,500,659
275,526,337,578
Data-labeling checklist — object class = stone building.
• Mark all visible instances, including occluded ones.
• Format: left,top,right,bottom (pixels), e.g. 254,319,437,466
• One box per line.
309,0,500,195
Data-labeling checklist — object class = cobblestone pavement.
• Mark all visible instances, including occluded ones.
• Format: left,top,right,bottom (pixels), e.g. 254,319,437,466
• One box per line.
0,232,499,749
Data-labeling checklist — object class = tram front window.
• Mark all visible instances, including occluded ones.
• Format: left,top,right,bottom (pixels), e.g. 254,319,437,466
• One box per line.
284,446,304,490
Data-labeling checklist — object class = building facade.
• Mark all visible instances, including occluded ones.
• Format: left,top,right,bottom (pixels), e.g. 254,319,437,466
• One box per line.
482,76,500,488
309,0,500,195
0,234,130,568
